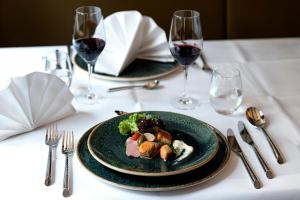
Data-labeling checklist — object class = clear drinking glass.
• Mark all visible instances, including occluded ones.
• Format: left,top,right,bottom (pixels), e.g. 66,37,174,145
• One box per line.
209,65,243,115
44,50,73,87
72,6,106,104
169,10,203,110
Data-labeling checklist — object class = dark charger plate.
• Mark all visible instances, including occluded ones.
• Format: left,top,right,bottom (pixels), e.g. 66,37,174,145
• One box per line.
77,124,230,191
74,54,180,81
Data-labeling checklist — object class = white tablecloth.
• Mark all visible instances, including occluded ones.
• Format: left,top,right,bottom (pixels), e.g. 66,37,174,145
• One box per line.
0,38,300,200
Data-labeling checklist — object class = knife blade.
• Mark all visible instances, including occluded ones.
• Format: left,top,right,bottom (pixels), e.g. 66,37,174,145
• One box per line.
200,51,212,72
227,128,261,189
238,121,273,179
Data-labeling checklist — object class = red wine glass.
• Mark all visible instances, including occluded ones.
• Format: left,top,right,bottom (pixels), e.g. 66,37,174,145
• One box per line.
169,10,203,109
73,6,106,104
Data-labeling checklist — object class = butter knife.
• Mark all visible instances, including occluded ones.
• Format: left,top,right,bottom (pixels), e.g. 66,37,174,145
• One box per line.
227,128,261,189
238,121,273,179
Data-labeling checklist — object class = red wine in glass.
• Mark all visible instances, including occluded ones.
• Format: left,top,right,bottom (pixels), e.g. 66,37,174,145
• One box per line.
72,6,106,105
169,10,203,110
74,38,106,63
170,44,201,66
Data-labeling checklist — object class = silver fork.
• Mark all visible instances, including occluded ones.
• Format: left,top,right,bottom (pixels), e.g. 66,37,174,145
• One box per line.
45,124,59,186
62,131,74,197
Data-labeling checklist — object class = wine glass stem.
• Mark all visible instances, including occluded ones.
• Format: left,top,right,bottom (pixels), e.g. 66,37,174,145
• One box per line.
183,65,188,98
87,63,94,95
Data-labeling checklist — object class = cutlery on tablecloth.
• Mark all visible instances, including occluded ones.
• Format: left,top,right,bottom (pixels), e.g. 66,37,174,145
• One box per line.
227,128,261,189
62,131,75,197
114,110,128,115
246,107,284,164
238,121,273,179
55,49,62,69
45,124,59,186
107,80,159,92
200,51,213,72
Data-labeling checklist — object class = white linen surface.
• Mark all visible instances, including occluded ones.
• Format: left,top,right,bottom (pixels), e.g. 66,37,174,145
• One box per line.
0,39,300,200
94,10,173,76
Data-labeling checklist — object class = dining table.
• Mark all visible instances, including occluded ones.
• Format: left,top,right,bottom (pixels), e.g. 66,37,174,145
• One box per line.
0,38,300,200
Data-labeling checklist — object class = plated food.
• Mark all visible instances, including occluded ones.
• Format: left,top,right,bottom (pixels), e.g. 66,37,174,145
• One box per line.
78,122,230,191
87,111,219,176
118,113,194,162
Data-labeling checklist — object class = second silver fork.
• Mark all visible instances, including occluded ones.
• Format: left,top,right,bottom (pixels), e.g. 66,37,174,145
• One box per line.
62,131,75,197
45,124,59,186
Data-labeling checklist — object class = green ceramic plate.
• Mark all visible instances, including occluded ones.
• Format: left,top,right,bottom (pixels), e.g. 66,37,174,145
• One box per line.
77,124,230,191
73,54,180,81
87,111,219,177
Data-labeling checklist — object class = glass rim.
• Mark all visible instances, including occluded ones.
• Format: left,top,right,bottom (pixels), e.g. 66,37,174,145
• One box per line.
76,6,101,15
213,65,241,79
173,10,200,19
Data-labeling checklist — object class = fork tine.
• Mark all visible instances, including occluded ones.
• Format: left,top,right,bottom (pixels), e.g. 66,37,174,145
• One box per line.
51,124,54,143
62,131,65,150
72,131,74,151
45,127,49,143
55,124,58,142
67,131,70,150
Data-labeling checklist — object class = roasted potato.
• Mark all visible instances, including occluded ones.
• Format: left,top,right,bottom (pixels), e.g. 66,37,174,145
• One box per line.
156,129,172,145
139,141,159,159
160,144,173,161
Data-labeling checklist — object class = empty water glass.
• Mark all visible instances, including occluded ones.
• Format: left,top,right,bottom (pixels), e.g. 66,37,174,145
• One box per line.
209,65,243,115
44,50,73,87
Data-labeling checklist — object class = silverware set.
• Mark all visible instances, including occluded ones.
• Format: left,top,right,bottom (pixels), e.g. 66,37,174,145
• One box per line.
227,107,284,189
227,128,261,189
44,125,75,197
238,121,273,179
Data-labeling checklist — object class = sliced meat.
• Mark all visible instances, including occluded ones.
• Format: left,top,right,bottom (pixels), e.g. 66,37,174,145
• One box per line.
125,137,140,157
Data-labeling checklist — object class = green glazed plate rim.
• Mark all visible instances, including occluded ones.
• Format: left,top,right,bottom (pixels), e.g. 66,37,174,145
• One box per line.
87,111,219,177
76,124,230,192
73,54,181,82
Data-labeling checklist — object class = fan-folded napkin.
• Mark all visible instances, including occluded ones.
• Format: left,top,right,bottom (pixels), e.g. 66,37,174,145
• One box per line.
94,10,174,76
0,72,76,141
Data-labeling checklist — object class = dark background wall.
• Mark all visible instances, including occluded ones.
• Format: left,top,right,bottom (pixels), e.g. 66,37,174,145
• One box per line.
226,0,300,39
0,0,299,47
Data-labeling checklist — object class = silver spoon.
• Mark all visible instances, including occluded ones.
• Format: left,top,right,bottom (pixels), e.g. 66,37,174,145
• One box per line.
246,107,284,164
107,80,159,92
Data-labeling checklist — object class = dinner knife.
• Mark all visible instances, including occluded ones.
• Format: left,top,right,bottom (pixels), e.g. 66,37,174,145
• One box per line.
238,121,273,179
227,128,261,189
200,51,213,72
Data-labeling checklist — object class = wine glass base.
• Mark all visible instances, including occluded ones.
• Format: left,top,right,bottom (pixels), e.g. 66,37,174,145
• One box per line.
76,92,100,105
171,96,198,110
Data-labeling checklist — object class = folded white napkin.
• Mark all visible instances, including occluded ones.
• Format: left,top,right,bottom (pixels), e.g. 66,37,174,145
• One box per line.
0,72,76,141
94,10,174,76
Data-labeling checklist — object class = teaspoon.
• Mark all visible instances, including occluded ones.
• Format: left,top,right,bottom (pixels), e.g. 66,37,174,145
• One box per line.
246,107,284,164
108,80,159,92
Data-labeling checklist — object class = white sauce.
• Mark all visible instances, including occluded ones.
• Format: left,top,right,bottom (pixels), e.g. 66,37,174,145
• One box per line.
172,140,194,161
